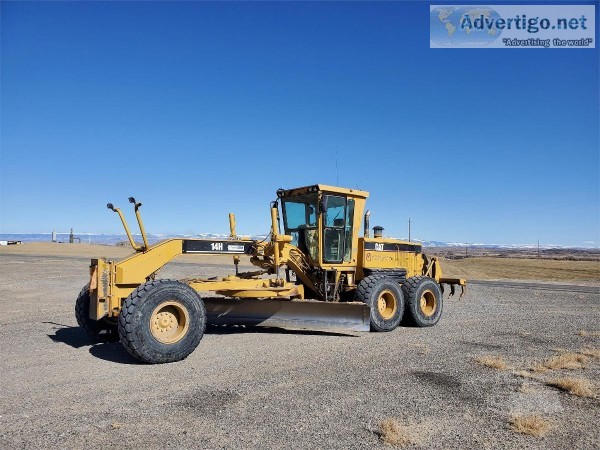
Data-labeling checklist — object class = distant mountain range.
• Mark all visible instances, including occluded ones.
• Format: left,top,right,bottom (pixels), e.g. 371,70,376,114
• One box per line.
412,240,577,250
0,233,596,250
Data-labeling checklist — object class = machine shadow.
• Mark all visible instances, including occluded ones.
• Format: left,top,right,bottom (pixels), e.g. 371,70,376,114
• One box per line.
44,322,357,365
88,342,137,365
45,322,98,348
45,322,137,365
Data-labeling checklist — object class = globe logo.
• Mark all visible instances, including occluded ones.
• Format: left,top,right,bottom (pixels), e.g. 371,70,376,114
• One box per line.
430,6,503,46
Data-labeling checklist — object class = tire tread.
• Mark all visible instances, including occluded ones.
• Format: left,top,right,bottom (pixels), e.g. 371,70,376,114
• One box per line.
356,275,404,332
401,276,442,327
118,279,205,364
75,284,117,340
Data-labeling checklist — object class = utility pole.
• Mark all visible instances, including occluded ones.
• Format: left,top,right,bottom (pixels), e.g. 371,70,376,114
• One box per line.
465,243,468,258
538,240,540,259
408,218,411,242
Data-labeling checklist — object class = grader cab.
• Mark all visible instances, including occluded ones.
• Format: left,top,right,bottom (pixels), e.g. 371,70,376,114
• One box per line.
76,185,465,364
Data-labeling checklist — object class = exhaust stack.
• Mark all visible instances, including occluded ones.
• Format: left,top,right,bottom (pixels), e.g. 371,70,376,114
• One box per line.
364,210,371,237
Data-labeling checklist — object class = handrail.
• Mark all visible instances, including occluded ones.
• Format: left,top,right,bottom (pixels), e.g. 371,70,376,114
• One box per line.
106,203,144,252
129,197,150,251
270,205,281,279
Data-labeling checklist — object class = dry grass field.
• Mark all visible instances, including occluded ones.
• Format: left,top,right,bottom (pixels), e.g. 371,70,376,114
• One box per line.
440,257,600,284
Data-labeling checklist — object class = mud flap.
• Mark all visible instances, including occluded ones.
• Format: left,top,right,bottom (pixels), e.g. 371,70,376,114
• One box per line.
204,297,371,332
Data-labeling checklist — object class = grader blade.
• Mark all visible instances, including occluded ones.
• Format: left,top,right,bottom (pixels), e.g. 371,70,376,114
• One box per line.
204,298,370,333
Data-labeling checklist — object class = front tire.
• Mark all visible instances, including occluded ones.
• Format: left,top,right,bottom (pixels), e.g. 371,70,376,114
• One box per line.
356,276,404,332
118,280,206,364
75,284,118,341
401,276,443,327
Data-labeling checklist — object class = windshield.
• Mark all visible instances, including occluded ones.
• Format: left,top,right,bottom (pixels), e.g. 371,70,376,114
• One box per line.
282,194,318,231
282,193,319,261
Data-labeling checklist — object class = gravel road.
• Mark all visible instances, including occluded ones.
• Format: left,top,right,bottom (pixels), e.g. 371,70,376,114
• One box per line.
1,253,599,449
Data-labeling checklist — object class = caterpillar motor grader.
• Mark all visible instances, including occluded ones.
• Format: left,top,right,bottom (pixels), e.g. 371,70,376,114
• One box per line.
76,185,465,364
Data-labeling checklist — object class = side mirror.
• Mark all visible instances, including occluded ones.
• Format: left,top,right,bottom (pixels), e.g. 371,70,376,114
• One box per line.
320,196,328,214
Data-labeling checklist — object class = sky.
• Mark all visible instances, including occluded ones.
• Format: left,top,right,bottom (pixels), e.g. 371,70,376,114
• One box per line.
1,1,598,247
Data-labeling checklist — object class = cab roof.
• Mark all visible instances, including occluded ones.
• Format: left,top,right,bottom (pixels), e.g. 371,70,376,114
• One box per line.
277,184,369,199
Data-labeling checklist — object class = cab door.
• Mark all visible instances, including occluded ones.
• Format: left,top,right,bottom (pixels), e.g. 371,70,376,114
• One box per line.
321,195,355,264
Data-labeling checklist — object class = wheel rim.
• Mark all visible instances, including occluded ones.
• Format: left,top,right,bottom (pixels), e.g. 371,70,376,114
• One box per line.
150,301,190,344
377,290,397,320
420,290,437,317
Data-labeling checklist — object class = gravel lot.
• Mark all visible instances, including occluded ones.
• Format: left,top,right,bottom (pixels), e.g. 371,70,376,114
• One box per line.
1,253,599,449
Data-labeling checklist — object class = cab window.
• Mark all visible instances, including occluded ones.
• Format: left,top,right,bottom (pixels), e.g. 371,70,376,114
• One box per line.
344,199,354,262
323,195,348,263
282,194,318,261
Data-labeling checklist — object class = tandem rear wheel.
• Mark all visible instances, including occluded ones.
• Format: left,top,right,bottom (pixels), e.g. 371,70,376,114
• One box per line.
401,276,443,327
118,279,206,364
356,275,405,332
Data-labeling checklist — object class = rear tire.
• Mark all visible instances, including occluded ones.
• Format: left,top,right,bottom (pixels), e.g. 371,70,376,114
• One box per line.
401,276,443,327
118,280,206,364
75,284,118,341
356,276,404,332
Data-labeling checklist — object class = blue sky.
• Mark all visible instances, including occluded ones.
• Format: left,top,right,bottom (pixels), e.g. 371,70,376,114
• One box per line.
1,1,598,247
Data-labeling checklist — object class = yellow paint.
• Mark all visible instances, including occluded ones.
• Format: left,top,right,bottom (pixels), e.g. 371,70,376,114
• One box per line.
88,186,466,321
377,289,397,320
150,301,190,344
420,290,437,317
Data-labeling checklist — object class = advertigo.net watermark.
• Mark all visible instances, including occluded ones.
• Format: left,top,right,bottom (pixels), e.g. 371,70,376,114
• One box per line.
430,5,596,49
504,37,593,48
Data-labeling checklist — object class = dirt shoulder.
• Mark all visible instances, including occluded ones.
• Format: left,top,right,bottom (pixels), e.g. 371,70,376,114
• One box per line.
1,254,599,449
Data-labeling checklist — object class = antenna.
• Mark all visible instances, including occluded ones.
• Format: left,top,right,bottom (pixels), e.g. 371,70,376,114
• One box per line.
408,218,411,242
335,150,339,185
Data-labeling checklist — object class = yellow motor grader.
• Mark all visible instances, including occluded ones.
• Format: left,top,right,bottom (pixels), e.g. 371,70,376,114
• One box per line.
76,185,465,363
